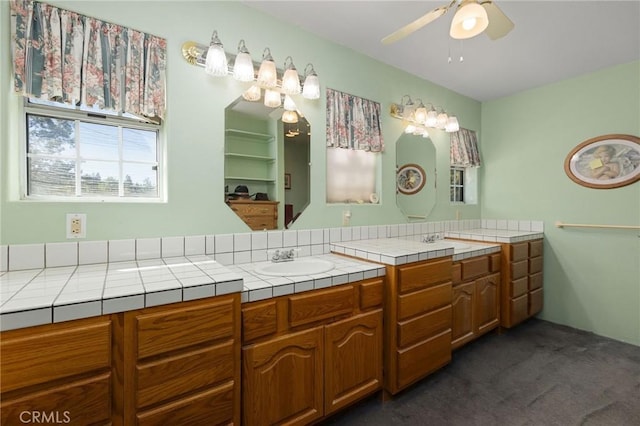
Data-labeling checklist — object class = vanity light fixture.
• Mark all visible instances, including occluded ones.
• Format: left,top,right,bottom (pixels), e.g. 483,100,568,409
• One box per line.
282,56,301,95
390,97,459,133
204,30,228,77
283,95,297,111
282,110,299,124
242,85,261,102
257,48,278,88
233,40,254,82
264,89,282,108
302,63,320,100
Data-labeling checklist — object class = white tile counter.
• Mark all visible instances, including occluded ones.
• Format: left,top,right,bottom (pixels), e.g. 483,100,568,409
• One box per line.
0,255,243,331
445,228,544,243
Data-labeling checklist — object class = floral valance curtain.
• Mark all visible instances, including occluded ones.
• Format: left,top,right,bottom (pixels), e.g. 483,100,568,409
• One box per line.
326,88,384,152
450,128,481,167
10,0,166,120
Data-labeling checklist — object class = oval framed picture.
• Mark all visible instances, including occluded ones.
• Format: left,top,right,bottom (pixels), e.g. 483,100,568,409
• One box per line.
564,134,640,189
397,163,426,195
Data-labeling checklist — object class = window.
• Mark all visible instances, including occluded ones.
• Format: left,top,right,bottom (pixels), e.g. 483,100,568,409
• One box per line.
450,166,478,205
326,148,380,204
24,100,163,201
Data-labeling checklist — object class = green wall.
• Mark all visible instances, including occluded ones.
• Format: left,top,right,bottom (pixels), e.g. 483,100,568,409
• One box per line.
0,0,481,244
480,61,640,345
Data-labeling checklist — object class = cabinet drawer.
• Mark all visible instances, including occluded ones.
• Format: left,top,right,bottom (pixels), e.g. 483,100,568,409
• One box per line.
490,253,501,272
396,329,451,390
397,305,451,348
510,294,529,326
510,242,529,262
511,260,528,280
230,204,276,216
137,381,235,426
511,277,529,298
529,288,544,316
359,278,383,310
461,256,489,281
0,316,111,393
1,373,111,425
289,285,354,328
397,281,452,321
136,297,235,359
243,216,277,231
397,258,452,294
529,239,543,258
529,272,543,290
136,341,234,409
243,300,278,343
529,256,543,274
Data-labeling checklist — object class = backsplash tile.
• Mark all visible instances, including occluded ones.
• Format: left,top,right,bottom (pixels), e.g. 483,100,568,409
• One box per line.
185,235,206,256
215,234,234,253
45,242,78,268
136,238,161,260
0,245,7,272
161,236,184,258
9,244,45,271
79,240,108,265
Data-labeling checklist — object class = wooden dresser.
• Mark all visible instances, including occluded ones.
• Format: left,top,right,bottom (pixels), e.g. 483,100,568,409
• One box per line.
227,200,278,230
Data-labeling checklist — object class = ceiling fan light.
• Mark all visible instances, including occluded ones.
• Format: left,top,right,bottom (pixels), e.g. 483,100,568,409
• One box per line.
450,2,489,39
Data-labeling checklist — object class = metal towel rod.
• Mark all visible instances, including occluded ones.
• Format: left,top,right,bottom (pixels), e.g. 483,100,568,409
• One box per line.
555,221,640,230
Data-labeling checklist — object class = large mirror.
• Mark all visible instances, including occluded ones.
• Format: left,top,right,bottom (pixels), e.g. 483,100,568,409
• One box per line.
224,97,310,230
396,132,437,221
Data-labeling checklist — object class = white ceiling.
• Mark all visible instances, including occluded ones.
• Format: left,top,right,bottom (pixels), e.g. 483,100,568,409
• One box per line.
242,1,640,102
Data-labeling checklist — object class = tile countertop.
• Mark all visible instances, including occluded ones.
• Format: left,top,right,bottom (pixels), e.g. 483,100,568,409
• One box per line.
444,228,544,243
331,238,500,266
0,253,385,331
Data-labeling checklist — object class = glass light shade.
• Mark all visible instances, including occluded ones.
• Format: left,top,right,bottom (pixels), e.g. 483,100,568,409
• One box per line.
283,95,297,111
282,61,301,95
445,116,460,132
205,45,228,77
282,110,298,124
437,112,449,129
414,105,427,124
302,74,320,100
404,124,416,134
425,109,438,127
450,2,489,39
264,89,281,108
233,51,254,82
242,85,261,102
422,130,430,138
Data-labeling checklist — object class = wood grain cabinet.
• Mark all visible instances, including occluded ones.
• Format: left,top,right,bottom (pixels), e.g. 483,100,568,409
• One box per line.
451,254,501,350
241,278,384,426
0,315,114,425
227,200,279,230
384,258,453,395
500,239,544,328
117,294,241,426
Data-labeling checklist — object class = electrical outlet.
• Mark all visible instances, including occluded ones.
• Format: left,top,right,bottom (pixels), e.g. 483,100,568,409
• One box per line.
342,210,351,227
66,213,86,239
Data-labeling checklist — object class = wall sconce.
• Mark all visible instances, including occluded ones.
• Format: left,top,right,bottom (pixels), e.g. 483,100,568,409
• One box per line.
390,95,460,134
181,31,321,100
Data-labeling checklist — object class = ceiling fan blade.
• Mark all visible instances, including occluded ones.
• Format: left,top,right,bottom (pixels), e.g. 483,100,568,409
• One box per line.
481,1,515,40
381,4,450,45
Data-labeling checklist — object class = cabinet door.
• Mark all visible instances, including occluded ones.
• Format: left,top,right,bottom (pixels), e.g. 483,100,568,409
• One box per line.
475,272,500,336
243,327,324,426
324,310,382,416
451,282,475,350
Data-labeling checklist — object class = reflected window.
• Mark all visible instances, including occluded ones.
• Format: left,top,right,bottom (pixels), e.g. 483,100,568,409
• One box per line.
24,100,162,201
450,166,478,205
326,148,380,203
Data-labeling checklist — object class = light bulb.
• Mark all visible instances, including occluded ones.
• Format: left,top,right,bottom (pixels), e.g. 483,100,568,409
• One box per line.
462,17,476,31
233,40,254,82
204,31,228,77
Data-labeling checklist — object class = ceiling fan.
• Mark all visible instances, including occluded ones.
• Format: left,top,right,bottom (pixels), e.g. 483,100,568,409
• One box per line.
381,0,514,45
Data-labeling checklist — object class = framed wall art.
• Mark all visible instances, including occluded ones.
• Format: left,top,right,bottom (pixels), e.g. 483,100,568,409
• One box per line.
564,134,640,189
397,163,426,195
284,173,291,189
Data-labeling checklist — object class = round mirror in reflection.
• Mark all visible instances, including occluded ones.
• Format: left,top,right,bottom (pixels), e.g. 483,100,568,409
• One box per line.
224,96,310,230
396,132,437,221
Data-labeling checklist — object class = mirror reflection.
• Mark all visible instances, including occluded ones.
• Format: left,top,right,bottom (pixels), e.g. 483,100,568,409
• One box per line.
396,132,437,221
224,97,310,230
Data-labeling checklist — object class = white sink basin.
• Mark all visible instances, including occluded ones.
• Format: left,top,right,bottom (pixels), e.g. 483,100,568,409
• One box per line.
255,259,335,277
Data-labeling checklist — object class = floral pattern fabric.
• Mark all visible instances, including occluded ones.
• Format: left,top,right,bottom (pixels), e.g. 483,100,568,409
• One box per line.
326,88,384,152
450,128,481,167
10,0,166,120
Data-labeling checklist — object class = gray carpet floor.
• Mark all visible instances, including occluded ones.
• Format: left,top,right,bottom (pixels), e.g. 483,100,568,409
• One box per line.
322,319,640,426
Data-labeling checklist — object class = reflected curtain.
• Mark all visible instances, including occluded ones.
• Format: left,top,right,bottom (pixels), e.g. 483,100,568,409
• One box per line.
326,88,384,152
450,128,481,167
10,0,166,120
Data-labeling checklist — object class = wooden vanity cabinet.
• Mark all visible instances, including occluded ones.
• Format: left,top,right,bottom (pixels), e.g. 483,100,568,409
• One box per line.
117,294,241,426
227,200,279,230
0,315,114,425
500,239,544,328
451,254,501,350
384,257,453,395
241,278,384,426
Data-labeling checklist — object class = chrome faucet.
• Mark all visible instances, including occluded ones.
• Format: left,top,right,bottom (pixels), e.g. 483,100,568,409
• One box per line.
271,248,295,262
422,234,442,243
